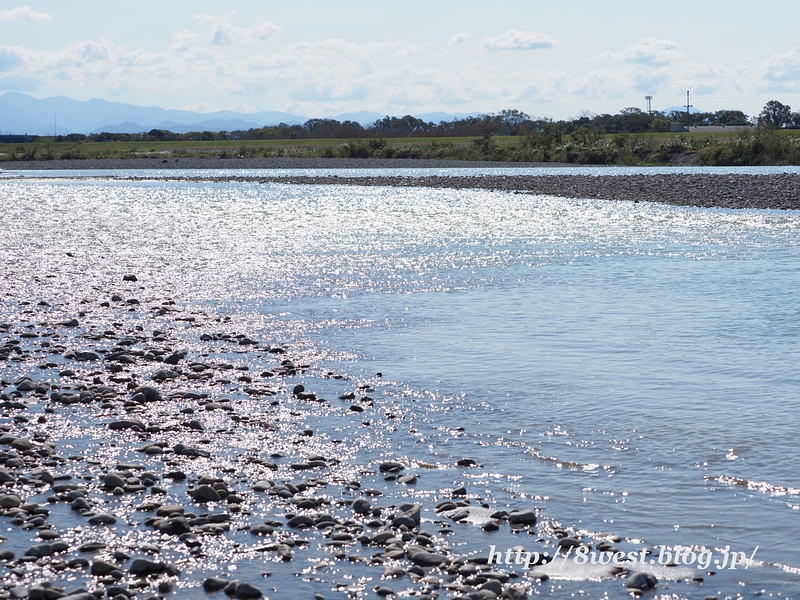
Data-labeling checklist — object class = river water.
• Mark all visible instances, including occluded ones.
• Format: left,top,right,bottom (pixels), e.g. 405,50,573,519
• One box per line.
1,170,799,598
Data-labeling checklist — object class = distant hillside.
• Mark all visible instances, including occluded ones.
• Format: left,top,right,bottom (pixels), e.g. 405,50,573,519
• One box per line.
0,93,475,135
660,105,703,115
0,92,309,135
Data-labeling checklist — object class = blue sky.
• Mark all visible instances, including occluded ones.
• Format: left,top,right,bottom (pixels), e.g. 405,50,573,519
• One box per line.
1,0,799,119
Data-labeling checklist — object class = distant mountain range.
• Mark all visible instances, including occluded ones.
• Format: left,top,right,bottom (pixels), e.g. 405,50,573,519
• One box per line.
0,93,474,135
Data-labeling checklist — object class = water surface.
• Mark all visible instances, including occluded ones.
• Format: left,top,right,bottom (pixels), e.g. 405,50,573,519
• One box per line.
1,175,799,596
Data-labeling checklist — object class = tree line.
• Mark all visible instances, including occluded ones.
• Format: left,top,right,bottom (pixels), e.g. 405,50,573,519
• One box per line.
49,101,800,144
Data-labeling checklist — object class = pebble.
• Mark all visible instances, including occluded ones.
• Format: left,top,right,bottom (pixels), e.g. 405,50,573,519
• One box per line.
87,514,117,525
0,284,691,600
626,572,658,591
203,577,229,591
409,551,449,567
190,485,221,502
508,510,536,526
128,558,165,575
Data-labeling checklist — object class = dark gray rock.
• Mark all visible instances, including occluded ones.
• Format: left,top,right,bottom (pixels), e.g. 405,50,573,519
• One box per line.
234,582,263,598
287,515,315,528
203,577,229,591
129,557,165,575
0,494,22,508
190,485,221,502
24,544,53,558
108,419,145,431
503,584,528,600
379,461,404,473
88,514,117,525
626,572,657,591
409,551,449,567
133,386,162,402
509,510,536,526
103,474,126,489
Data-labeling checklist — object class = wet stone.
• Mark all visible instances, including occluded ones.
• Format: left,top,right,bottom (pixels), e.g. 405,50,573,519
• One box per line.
129,557,165,575
190,485,221,502
203,577,229,591
234,582,263,598
509,510,536,526
88,514,117,525
103,474,126,489
0,494,22,508
353,498,371,515
379,462,404,473
287,515,315,528
626,572,658,591
25,543,54,558
409,551,449,567
108,419,145,431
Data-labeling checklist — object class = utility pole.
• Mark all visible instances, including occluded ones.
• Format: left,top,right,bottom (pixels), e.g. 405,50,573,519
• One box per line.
645,95,653,114
685,91,692,120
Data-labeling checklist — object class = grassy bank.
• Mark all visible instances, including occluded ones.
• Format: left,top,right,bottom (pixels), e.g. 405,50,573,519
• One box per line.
3,128,800,166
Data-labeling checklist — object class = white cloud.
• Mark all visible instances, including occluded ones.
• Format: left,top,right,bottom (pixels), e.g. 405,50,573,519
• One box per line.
210,19,281,45
756,47,800,90
0,6,51,21
595,38,679,66
68,40,109,63
393,43,425,57
0,47,23,72
481,30,556,51
447,33,469,46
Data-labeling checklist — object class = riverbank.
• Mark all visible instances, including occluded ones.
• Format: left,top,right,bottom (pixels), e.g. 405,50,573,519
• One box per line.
169,173,798,210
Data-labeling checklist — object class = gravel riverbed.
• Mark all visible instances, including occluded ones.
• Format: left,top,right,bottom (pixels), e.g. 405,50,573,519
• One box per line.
157,173,800,210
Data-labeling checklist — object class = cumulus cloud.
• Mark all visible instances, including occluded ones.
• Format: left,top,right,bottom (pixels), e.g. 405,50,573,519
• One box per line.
393,43,425,57
595,38,679,65
68,40,109,63
210,19,281,45
447,33,469,46
481,30,556,51
288,82,369,102
0,6,51,21
757,47,800,89
0,47,23,72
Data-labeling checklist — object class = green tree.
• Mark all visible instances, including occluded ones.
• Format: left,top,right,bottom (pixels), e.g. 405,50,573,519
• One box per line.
758,100,792,128
714,110,750,126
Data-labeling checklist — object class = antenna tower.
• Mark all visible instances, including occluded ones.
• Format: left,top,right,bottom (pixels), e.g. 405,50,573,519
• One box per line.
645,95,653,114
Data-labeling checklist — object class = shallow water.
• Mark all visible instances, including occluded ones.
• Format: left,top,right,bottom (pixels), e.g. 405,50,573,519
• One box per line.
2,175,800,597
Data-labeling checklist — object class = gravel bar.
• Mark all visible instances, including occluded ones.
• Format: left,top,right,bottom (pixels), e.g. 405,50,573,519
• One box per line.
177,173,800,210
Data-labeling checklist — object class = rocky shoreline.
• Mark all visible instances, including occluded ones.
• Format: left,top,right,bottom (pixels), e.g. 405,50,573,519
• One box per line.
0,275,699,600
246,173,799,210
